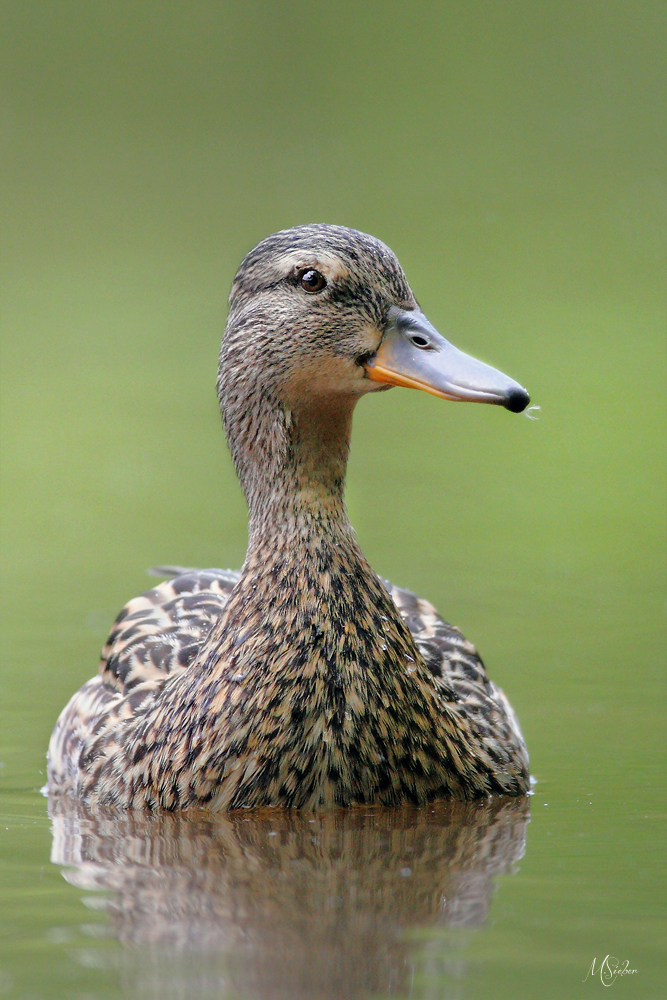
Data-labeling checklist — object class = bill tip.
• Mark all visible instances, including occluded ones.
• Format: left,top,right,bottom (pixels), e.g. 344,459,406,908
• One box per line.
504,387,530,413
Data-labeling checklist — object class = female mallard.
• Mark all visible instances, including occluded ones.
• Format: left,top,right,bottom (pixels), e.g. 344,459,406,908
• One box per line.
47,224,531,810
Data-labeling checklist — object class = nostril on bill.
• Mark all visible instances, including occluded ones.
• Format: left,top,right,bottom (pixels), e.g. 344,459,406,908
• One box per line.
504,387,531,413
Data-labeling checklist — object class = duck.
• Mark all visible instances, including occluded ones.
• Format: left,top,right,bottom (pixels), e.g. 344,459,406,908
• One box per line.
47,224,531,811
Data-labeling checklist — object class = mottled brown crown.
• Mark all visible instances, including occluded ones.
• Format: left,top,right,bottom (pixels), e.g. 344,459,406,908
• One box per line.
229,223,415,311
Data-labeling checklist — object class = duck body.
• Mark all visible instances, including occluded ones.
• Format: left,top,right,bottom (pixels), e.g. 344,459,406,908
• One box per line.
47,224,530,809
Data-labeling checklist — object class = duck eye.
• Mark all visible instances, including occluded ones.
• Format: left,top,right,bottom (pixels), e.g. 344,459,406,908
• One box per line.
298,269,327,293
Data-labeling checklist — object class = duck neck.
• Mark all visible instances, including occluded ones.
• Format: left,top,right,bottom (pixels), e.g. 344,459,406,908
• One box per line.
231,389,357,560
213,387,416,683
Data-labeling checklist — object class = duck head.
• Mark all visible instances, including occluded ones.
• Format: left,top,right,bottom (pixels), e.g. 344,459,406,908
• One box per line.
218,225,529,517
221,223,529,414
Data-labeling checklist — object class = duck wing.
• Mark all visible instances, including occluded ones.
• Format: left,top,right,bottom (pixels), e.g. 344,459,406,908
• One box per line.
386,582,527,757
387,583,489,687
47,569,240,794
100,569,241,696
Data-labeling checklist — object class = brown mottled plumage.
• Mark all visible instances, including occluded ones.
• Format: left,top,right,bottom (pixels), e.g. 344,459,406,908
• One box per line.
47,224,530,809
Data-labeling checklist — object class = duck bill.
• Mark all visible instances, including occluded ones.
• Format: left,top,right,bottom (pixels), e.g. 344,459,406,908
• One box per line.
365,306,530,413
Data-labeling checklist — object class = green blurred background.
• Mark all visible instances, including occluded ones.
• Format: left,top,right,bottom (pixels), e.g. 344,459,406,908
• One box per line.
1,2,665,998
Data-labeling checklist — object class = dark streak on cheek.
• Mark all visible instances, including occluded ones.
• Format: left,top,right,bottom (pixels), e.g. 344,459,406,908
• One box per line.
355,352,375,368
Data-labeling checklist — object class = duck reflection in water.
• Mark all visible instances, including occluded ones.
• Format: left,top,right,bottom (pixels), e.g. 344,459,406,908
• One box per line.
49,795,529,1000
